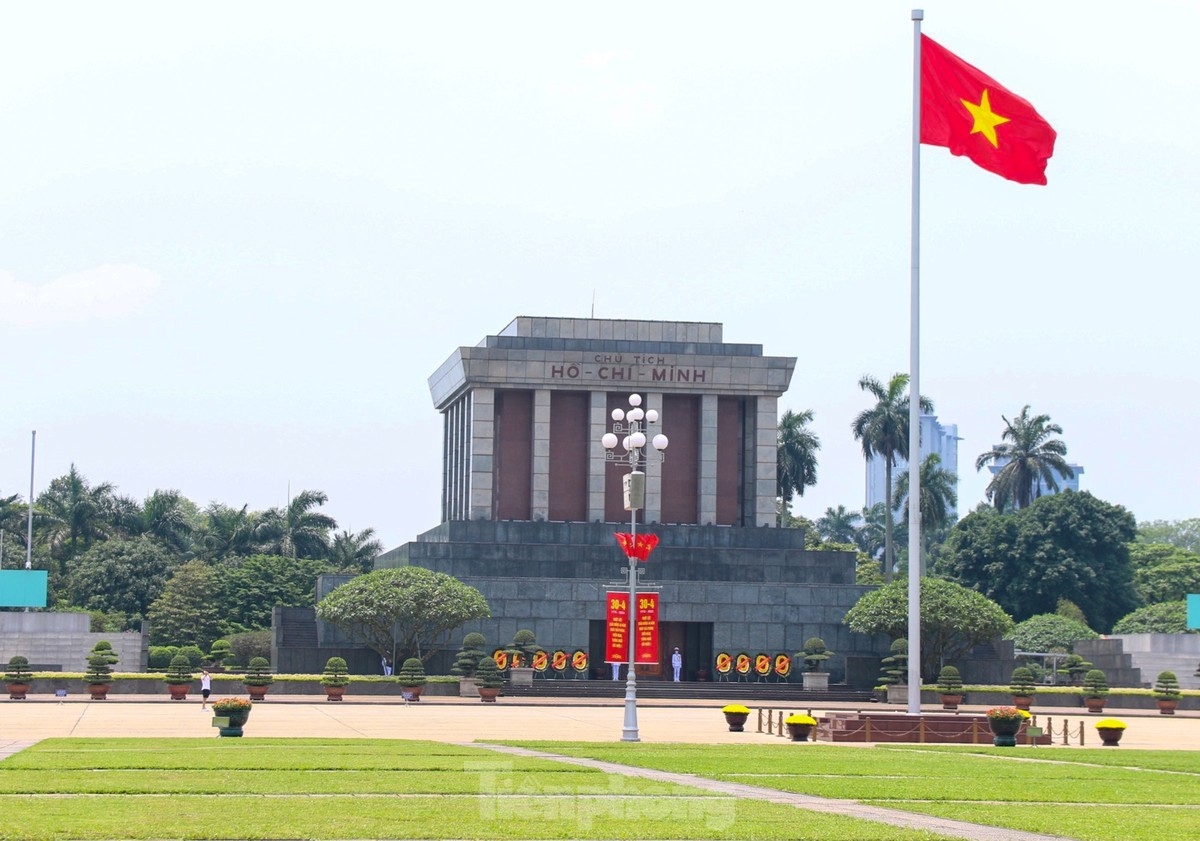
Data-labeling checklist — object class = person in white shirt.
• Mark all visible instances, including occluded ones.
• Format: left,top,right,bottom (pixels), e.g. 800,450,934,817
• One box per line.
200,669,212,709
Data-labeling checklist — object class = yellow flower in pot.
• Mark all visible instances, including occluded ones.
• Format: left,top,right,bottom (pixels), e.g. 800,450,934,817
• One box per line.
721,704,751,732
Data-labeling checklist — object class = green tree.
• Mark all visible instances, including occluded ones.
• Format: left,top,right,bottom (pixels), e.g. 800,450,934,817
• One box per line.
1111,601,1194,635
36,464,118,569
217,554,334,630
892,453,958,570
815,506,860,544
777,409,820,515
256,489,338,559
975,405,1073,512
850,373,933,582
1137,518,1200,552
147,560,224,649
63,536,178,620
1129,543,1200,605
328,528,385,573
1005,613,1099,653
200,503,260,560
137,490,199,555
843,577,1013,679
936,492,1138,631
315,567,491,663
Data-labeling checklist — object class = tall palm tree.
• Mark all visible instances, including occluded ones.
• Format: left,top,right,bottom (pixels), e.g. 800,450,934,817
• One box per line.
815,505,861,544
140,489,198,555
36,464,118,570
892,453,958,571
256,489,338,560
202,503,259,560
329,527,385,573
777,409,820,521
975,405,1073,511
851,373,933,582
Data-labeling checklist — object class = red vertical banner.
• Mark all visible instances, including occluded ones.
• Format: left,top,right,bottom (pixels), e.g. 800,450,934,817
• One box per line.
635,592,659,664
605,592,629,663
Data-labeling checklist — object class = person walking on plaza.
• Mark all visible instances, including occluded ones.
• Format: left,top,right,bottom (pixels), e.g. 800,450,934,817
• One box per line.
382,657,393,676
671,648,682,682
200,669,212,710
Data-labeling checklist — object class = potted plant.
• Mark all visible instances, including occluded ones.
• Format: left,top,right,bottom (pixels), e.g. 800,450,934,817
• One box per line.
473,656,504,702
1081,669,1108,713
5,655,34,700
1094,718,1126,747
1062,653,1093,685
164,654,194,700
506,630,540,686
985,706,1029,747
880,639,908,704
722,703,751,732
784,713,817,742
1009,666,1037,710
84,648,116,700
1153,671,1182,715
450,632,487,697
207,640,233,669
320,656,351,701
397,658,427,701
242,656,274,701
936,665,964,710
799,637,833,691
211,697,253,737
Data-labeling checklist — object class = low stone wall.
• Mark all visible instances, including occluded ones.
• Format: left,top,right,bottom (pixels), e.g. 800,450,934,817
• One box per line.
12,677,460,699
918,689,1199,712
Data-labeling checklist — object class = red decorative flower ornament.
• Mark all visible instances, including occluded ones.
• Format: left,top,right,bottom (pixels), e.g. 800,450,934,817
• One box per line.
614,532,659,561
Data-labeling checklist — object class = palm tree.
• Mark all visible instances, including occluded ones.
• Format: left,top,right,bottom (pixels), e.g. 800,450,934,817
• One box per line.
256,489,338,559
200,503,259,559
777,409,820,523
855,503,888,560
892,453,958,571
329,528,385,573
140,490,198,554
975,405,1073,511
850,374,933,582
36,464,118,569
815,505,861,544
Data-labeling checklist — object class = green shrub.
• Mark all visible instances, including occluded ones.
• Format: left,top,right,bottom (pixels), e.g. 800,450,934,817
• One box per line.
877,638,907,687
90,640,120,666
227,631,271,666
164,655,194,686
84,651,114,685
5,655,33,683
397,658,427,688
148,646,177,670
208,640,232,667
242,657,274,687
1009,666,1037,696
800,637,834,672
450,633,487,678
1153,671,1182,701
178,645,205,668
1005,613,1098,652
1061,654,1093,685
506,629,540,669
473,656,504,689
1082,669,1109,699
936,665,963,694
320,657,350,688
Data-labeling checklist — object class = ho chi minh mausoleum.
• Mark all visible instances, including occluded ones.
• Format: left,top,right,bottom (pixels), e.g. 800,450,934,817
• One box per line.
284,316,886,685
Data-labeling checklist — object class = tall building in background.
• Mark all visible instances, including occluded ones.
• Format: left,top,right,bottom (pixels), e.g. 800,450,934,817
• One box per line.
865,414,960,520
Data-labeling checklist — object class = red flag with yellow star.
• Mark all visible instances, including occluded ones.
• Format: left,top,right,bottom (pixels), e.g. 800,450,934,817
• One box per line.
920,34,1056,185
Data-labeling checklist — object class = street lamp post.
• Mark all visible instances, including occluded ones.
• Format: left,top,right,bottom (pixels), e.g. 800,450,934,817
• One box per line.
601,393,668,742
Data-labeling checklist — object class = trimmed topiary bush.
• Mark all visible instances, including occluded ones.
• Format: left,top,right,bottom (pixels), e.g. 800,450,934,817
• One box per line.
397,658,427,688
506,629,540,669
242,657,274,688
451,633,487,678
1009,666,1037,696
877,639,907,687
1153,671,1182,701
474,656,504,690
320,657,350,688
800,637,834,672
148,646,177,670
936,665,963,694
164,655,194,686
1082,669,1109,699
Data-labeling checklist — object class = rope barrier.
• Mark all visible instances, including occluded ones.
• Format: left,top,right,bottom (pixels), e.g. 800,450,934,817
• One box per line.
753,708,1086,745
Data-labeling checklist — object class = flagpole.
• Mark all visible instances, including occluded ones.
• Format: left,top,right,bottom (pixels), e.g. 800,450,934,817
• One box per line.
907,9,923,716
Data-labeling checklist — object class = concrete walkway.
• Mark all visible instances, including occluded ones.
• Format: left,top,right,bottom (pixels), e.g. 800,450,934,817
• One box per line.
1,696,1196,841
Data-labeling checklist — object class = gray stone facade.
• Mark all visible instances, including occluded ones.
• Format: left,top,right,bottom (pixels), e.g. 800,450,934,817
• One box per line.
0,612,149,672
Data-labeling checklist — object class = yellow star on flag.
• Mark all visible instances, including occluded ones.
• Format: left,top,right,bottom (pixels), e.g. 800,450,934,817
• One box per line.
960,89,1010,148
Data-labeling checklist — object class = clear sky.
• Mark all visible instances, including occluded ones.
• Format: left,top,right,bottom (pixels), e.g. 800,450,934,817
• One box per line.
3,1,1197,552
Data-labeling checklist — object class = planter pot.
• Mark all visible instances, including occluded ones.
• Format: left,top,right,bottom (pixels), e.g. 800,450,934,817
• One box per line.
245,685,270,701
478,686,501,702
323,685,347,702
989,717,1022,747
786,723,813,742
167,684,189,701
400,685,424,702
886,684,908,705
509,667,534,686
802,672,829,692
940,694,963,711
1156,699,1178,715
1011,695,1033,711
458,677,480,698
724,712,749,732
216,707,251,737
1096,727,1124,747
1083,697,1106,714
88,684,110,700
6,683,30,700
